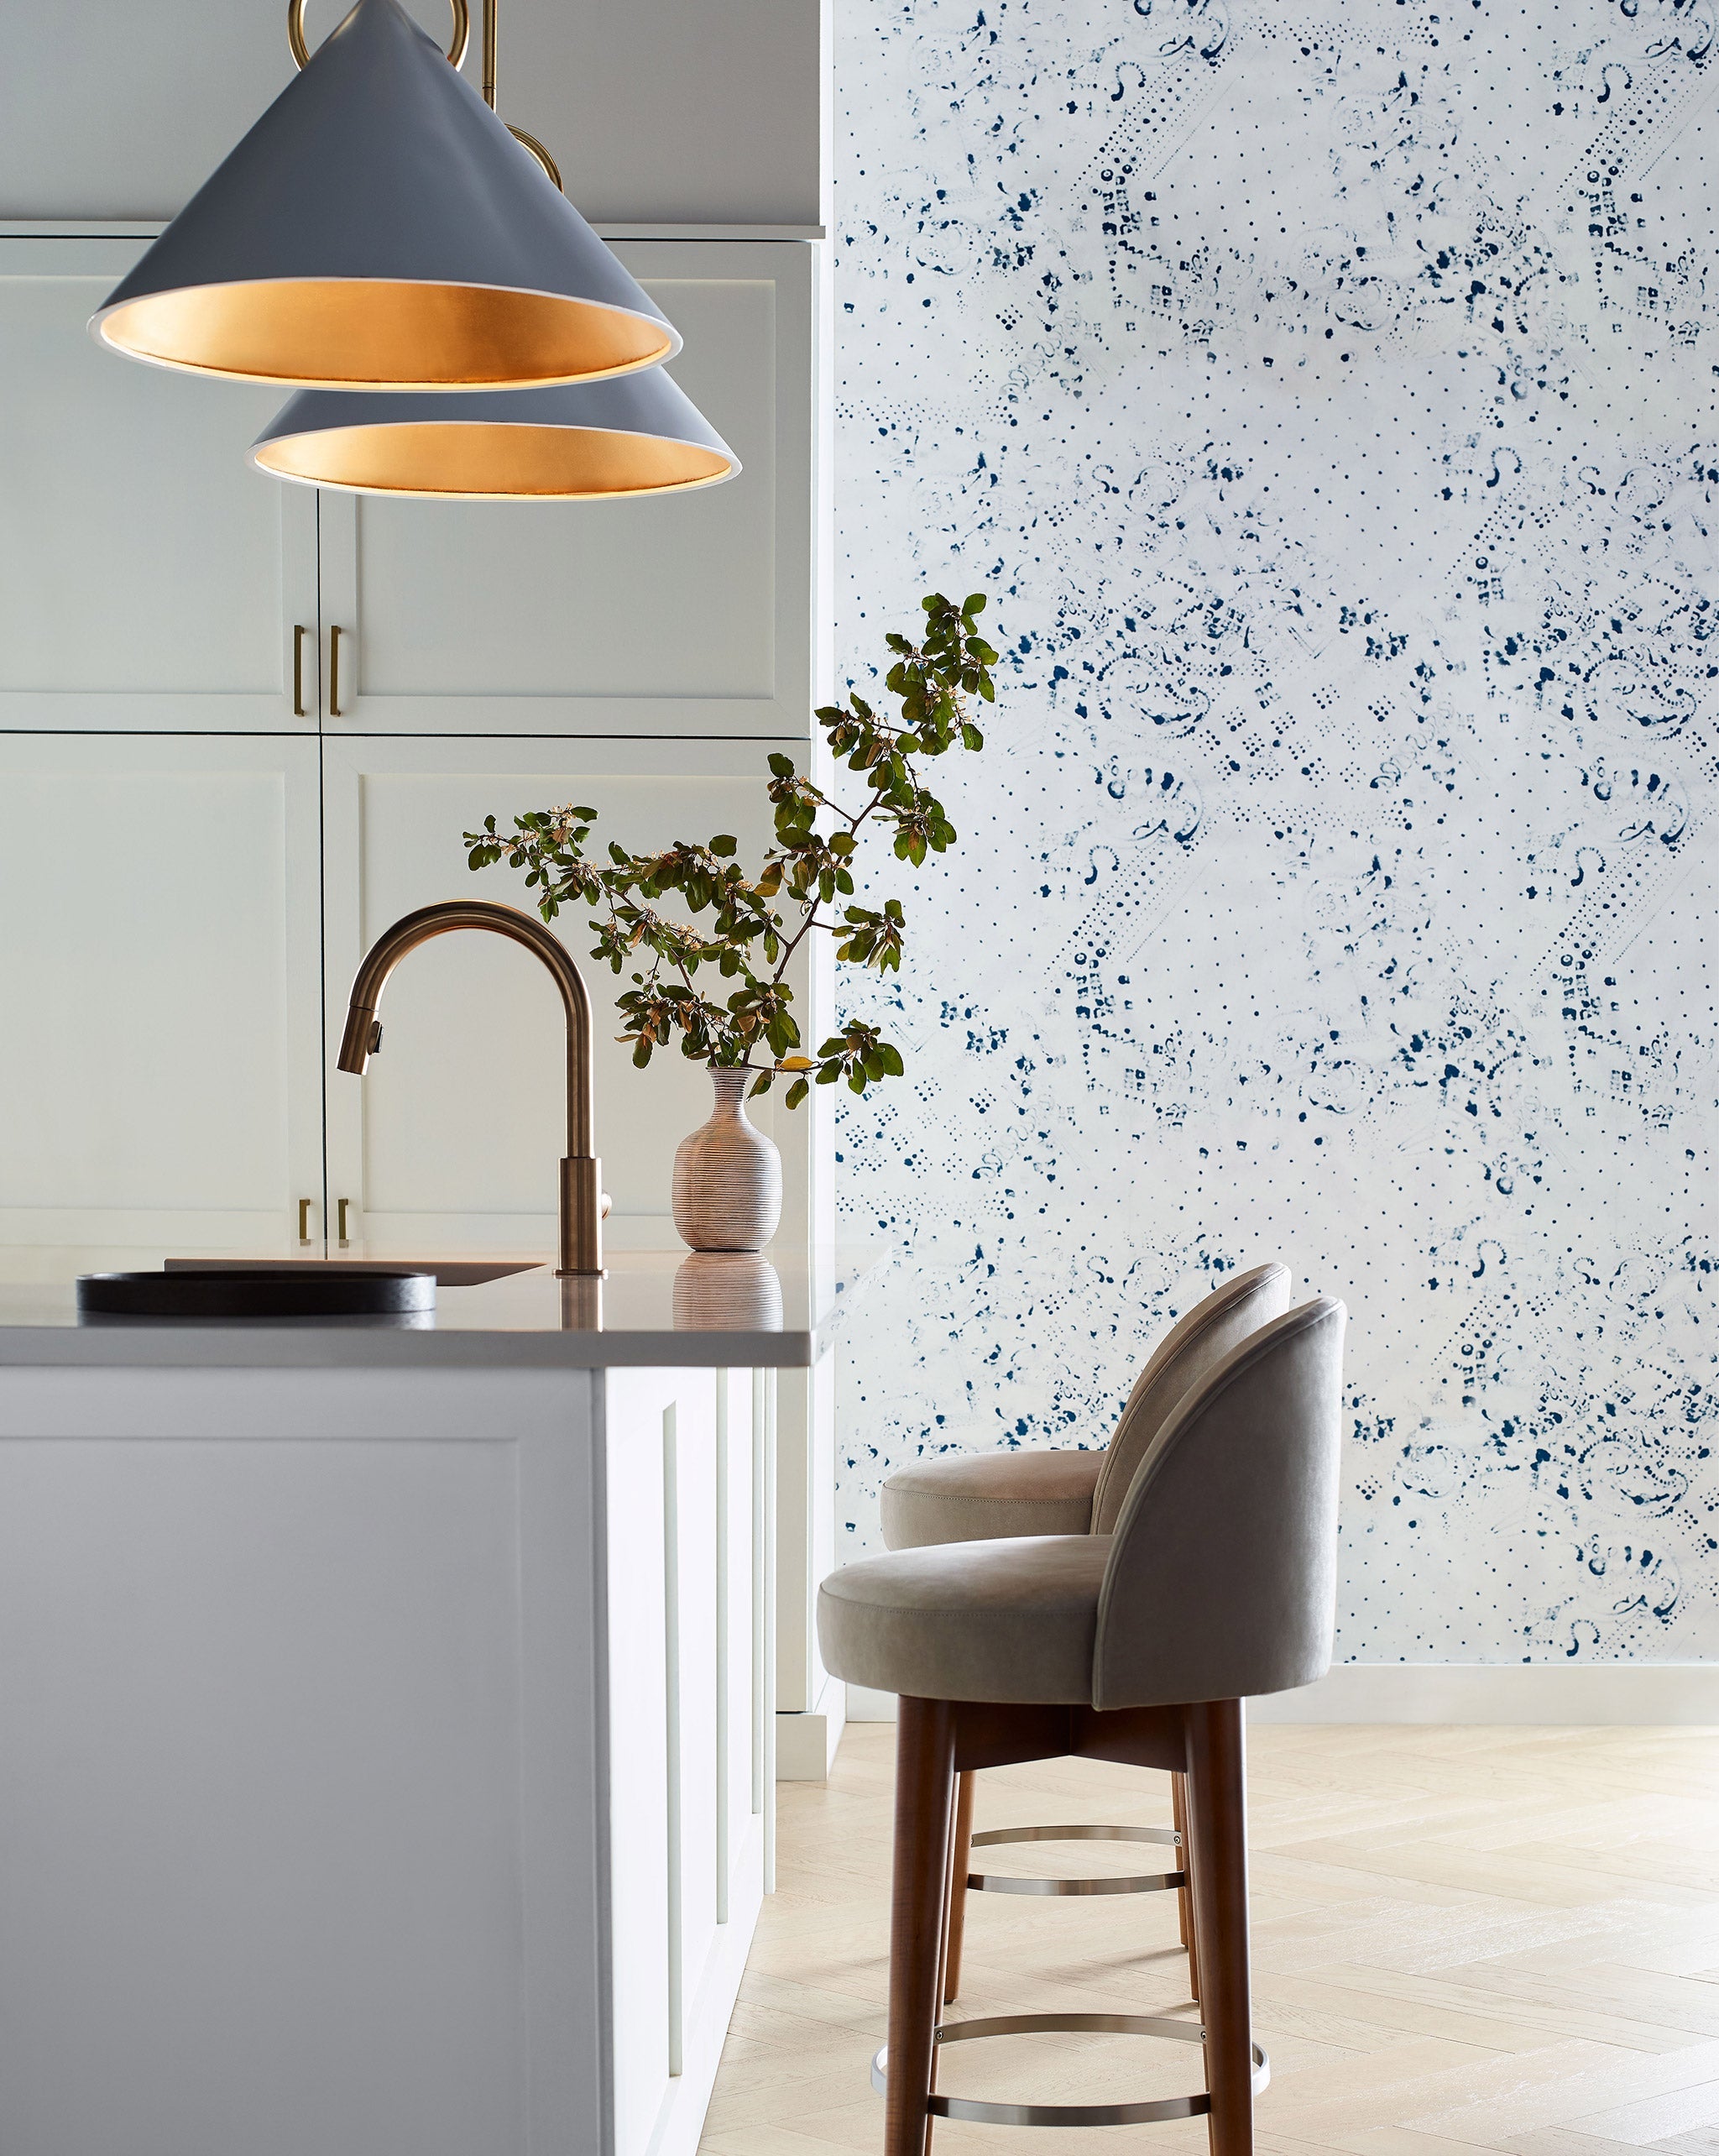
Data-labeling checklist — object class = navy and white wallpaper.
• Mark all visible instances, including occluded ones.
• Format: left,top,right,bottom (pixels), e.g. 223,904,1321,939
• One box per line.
831,0,1719,1659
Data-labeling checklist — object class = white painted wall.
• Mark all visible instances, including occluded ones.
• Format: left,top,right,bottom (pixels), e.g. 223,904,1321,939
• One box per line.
2,0,823,227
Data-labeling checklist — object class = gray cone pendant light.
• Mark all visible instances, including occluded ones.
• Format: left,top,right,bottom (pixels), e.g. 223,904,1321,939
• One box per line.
91,0,677,390
251,369,740,499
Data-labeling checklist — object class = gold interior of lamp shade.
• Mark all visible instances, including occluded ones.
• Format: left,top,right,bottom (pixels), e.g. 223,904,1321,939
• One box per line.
97,280,671,388
254,421,734,498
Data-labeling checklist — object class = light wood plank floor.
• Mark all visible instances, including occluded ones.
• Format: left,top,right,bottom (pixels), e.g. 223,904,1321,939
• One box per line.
700,1722,1719,2156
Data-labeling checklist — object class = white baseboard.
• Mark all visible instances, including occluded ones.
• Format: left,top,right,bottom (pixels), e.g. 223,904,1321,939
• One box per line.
776,1672,849,1780
1248,1662,1719,1725
846,1666,1719,1730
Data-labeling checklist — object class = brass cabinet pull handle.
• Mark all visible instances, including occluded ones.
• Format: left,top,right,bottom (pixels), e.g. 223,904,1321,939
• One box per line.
337,1198,351,1245
298,1198,313,1243
329,625,344,717
292,624,308,718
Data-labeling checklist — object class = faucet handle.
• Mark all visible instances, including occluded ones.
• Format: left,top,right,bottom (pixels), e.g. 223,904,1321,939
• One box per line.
558,1156,604,1276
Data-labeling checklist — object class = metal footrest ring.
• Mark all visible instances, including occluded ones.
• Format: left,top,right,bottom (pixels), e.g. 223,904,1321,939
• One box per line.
969,1822,1184,1897
870,2014,1269,2127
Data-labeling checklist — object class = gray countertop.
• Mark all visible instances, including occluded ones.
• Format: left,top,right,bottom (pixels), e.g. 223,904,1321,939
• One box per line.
0,1249,886,1369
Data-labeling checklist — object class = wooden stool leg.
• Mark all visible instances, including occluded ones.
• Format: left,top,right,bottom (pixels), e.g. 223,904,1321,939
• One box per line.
888,1698,957,2156
1184,1699,1252,2156
1171,1770,1200,2002
942,1771,976,2007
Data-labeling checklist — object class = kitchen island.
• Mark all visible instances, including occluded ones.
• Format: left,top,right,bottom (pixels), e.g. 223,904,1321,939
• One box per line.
0,1252,875,2156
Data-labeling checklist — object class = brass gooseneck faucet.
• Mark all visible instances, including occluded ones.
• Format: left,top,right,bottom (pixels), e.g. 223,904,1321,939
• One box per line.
337,900,603,1277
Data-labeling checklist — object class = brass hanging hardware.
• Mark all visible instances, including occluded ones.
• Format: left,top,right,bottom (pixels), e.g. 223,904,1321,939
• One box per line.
507,125,562,191
288,0,470,74
290,0,561,188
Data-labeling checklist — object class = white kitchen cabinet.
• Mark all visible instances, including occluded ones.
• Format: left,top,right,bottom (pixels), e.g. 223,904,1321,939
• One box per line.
0,239,318,733
0,734,324,1261
319,734,815,1264
0,1344,778,2156
317,241,816,740
0,235,815,743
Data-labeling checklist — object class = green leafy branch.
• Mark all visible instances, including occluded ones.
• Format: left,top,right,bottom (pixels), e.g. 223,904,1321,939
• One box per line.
464,590,998,1108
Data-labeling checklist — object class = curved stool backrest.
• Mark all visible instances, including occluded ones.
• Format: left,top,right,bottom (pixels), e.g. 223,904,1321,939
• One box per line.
1089,1262,1294,1533
1094,1295,1346,1710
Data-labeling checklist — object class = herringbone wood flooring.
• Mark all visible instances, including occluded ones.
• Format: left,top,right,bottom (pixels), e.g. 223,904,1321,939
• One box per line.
699,1723,1719,2156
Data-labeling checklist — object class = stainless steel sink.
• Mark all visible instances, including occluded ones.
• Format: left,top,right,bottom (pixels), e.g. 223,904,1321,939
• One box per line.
165,1258,544,1287
79,1266,437,1319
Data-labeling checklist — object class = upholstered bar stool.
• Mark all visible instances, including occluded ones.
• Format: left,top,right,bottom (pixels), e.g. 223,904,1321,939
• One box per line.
880,1263,1293,2001
820,1297,1346,2154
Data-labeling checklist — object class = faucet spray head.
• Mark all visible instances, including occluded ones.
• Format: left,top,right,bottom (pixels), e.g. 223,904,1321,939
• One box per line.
337,1007,382,1074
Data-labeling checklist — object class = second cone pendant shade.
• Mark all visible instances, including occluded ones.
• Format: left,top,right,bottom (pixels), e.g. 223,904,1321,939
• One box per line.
252,370,740,498
91,0,677,390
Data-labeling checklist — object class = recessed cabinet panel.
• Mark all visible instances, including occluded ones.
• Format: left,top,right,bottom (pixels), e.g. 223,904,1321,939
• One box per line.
319,243,812,738
322,738,806,1258
602,1367,762,2156
0,1431,531,2156
603,1373,672,2156
0,243,316,730
0,736,323,1259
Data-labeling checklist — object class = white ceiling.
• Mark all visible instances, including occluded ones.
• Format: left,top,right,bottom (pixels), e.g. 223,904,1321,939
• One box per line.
3,0,822,225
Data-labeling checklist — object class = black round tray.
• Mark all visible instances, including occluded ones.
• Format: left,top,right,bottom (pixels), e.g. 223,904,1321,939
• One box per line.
76,1268,437,1319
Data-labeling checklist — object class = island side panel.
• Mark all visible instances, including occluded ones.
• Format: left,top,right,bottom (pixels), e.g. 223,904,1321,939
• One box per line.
601,1365,765,2156
0,1364,607,2156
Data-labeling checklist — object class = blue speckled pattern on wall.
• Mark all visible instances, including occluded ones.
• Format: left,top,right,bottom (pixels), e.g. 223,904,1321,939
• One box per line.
831,0,1719,1659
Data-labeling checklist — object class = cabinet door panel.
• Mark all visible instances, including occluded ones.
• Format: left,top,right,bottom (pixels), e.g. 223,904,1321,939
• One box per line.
603,1369,673,2156
718,1367,762,1920
0,735,323,1263
671,1381,720,2027
0,241,317,731
319,242,813,739
603,1366,757,2156
321,736,809,1260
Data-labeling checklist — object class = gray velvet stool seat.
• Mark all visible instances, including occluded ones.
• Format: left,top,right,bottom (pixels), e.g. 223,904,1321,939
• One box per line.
879,1262,1293,1999
880,1263,1292,1550
819,1295,1346,2156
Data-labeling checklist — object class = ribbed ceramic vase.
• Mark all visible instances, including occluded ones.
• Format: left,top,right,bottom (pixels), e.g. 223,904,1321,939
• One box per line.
671,1068,782,1252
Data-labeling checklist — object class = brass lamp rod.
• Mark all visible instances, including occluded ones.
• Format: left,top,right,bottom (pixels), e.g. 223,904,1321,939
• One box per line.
285,0,562,186
477,0,562,185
